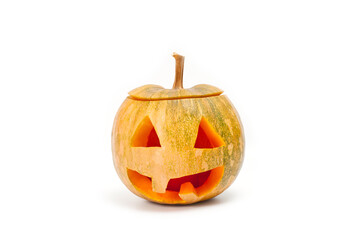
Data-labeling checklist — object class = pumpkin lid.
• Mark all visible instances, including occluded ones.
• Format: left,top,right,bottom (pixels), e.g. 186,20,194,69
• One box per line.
128,53,223,100
129,84,223,100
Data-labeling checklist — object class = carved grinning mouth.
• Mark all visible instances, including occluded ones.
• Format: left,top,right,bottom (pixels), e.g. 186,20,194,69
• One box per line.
127,166,224,203
128,115,225,203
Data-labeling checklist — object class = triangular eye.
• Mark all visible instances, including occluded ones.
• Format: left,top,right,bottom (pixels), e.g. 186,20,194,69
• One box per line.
194,117,225,149
131,116,161,147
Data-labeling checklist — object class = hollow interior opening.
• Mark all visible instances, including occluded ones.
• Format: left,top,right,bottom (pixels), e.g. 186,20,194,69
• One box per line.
131,116,161,147
166,170,211,191
194,117,225,148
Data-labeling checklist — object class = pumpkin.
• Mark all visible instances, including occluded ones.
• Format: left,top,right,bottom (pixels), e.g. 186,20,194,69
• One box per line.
112,53,245,204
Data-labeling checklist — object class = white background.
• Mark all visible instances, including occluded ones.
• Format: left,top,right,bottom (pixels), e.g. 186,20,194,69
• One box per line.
1,0,360,239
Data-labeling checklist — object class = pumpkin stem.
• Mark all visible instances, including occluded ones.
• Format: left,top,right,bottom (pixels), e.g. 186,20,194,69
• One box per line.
172,53,184,89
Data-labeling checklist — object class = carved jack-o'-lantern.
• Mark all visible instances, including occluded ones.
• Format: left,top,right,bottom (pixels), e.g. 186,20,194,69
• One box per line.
112,53,245,204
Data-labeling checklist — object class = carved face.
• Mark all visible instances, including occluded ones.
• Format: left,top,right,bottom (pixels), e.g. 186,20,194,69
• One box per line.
112,93,244,204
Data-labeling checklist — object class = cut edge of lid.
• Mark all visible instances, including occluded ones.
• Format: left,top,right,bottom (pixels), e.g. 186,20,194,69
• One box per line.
128,84,224,101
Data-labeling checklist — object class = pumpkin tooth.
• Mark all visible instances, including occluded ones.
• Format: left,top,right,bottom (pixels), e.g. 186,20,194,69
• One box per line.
178,182,199,202
151,176,169,193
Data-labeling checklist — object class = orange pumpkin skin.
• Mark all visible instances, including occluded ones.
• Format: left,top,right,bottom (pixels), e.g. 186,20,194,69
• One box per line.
111,54,245,204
